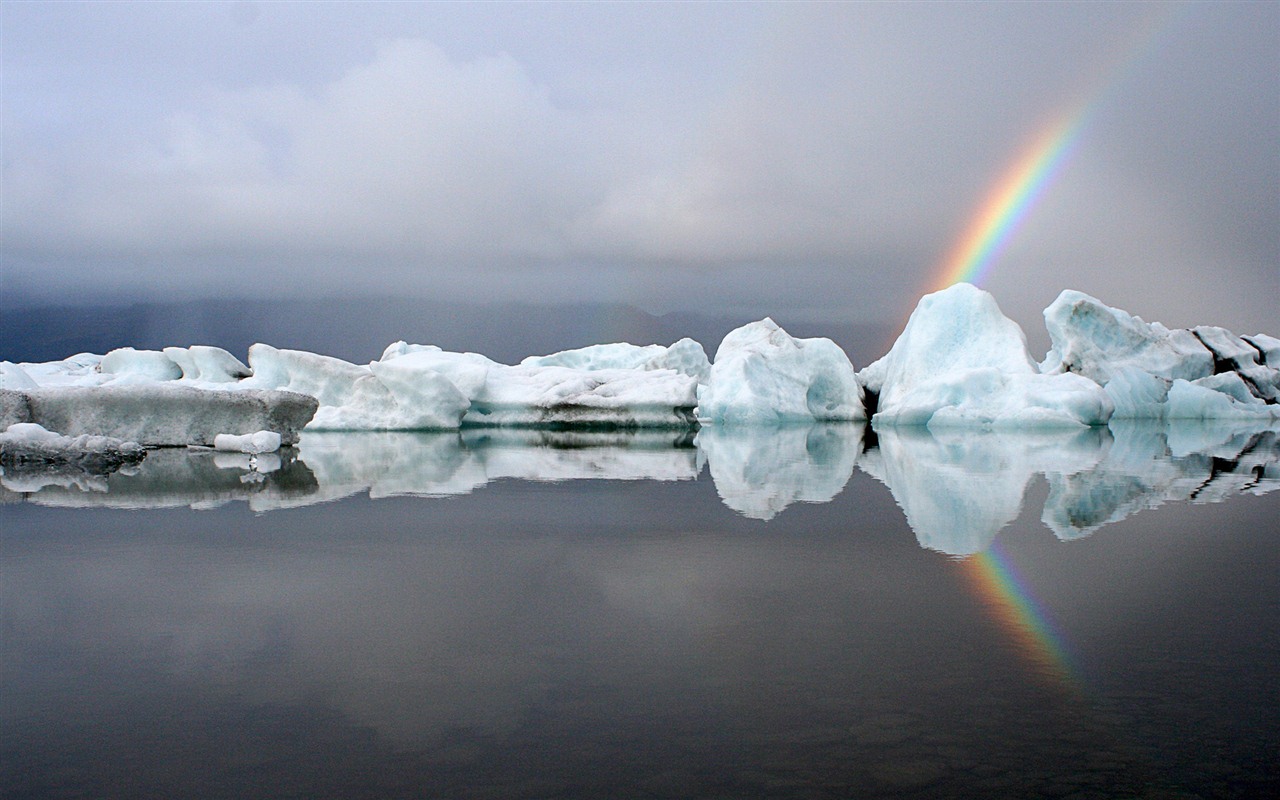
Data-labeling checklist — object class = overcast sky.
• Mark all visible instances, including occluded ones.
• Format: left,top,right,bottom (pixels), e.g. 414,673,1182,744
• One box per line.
2,1,1276,339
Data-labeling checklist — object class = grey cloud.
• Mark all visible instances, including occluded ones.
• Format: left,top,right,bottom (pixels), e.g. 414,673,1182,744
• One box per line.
1,2,1275,335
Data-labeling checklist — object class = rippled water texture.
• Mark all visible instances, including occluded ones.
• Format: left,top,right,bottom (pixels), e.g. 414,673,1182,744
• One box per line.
3,422,1278,799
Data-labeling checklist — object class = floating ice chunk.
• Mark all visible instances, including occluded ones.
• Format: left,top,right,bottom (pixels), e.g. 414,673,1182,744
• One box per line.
869,284,1112,429
213,430,282,454
9,353,105,387
1166,378,1279,420
6,385,316,446
245,344,470,430
522,338,712,383
0,362,38,391
98,347,183,383
697,318,864,424
695,423,862,519
1041,290,1213,384
464,364,698,428
163,346,252,383
1245,334,1280,367
374,345,496,402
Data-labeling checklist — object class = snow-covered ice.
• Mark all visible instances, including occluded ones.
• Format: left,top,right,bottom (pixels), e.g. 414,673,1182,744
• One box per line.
3,284,1277,440
865,284,1113,429
244,344,472,431
213,430,283,454
1041,290,1278,419
521,338,711,383
696,318,864,424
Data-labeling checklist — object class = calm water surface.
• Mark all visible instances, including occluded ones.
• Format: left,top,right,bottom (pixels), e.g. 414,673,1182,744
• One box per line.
2,425,1278,799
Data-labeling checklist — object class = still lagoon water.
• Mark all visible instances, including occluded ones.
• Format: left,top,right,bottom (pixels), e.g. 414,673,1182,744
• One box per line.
2,422,1278,799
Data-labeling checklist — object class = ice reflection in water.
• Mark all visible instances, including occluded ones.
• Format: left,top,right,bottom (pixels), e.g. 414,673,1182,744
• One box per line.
3,422,1277,548
3,424,1279,799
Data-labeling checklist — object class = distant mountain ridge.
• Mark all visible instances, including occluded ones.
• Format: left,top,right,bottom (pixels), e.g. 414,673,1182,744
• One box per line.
0,297,893,369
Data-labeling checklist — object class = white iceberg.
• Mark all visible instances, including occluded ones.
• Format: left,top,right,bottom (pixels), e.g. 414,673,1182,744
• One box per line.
378,343,700,429
696,318,864,424
242,344,472,431
213,430,283,454
1041,291,1278,419
521,338,711,383
865,284,1112,429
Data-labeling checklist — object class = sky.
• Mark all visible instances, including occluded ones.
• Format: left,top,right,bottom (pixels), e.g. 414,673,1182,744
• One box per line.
2,1,1277,342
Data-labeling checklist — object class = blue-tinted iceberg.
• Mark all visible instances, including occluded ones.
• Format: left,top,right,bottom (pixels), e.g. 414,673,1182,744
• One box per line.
1040,291,1279,420
863,284,1113,429
696,318,864,424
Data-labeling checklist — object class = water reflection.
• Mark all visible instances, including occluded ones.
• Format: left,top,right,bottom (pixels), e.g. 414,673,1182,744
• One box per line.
4,422,1277,548
695,423,862,520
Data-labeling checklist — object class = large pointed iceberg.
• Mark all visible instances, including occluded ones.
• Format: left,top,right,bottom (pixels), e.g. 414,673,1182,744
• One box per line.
863,284,1113,429
696,318,865,424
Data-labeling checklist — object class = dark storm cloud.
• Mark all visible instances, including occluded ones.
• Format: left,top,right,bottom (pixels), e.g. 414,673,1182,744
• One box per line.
2,1,1275,336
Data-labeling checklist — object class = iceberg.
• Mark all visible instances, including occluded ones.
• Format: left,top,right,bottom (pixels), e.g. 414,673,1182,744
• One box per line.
4,285,1276,437
696,318,864,424
213,430,283,454
1,385,316,447
521,338,711,383
865,284,1113,429
244,344,472,431
378,343,700,429
1041,291,1278,419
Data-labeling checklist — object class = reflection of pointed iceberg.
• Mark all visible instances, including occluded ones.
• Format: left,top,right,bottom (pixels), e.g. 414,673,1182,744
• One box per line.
862,427,1106,555
696,423,862,520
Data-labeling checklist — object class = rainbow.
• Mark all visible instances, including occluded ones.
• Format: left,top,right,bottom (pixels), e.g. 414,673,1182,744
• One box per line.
960,543,1081,692
931,112,1085,291
926,4,1187,293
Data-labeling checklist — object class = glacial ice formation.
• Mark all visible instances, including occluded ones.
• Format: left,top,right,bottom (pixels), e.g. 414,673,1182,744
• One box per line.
3,284,1277,444
1,386,317,446
863,284,1113,429
521,338,712,384
213,430,283,454
696,318,865,424
1041,290,1279,420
